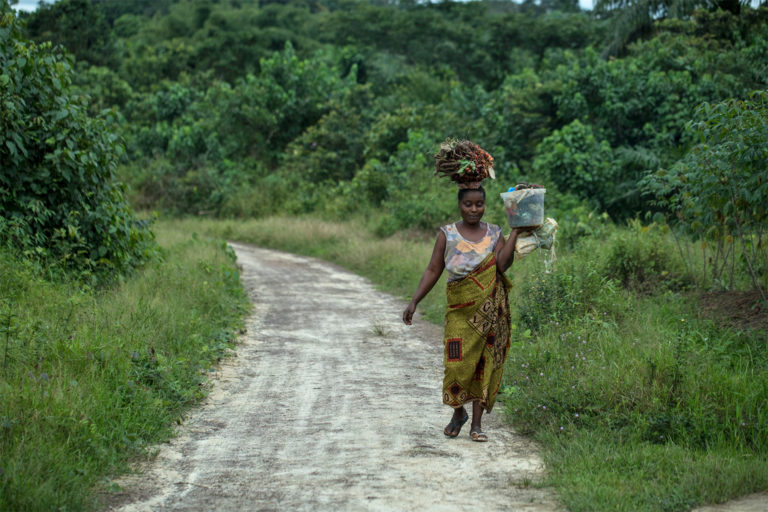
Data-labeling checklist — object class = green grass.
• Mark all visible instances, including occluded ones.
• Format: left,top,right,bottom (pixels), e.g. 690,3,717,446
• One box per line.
188,214,768,512
0,221,250,511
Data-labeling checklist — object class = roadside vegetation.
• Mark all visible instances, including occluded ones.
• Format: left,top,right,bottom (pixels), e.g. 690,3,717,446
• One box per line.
0,222,249,511
2,0,767,510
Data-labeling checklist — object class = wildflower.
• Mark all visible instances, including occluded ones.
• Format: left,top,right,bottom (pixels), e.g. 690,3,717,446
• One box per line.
560,426,564,431
575,413,579,418
539,372,544,377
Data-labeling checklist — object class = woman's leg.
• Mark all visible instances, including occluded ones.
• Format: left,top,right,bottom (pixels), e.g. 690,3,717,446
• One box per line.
471,400,483,430
470,400,488,441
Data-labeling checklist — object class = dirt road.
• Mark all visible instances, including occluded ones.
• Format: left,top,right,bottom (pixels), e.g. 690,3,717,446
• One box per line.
107,242,559,511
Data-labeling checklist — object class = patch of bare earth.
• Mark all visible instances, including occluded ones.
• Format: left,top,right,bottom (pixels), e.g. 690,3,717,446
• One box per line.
697,289,768,331
103,243,560,512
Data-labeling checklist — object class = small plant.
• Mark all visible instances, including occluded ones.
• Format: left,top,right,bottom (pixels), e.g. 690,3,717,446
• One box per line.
370,320,388,337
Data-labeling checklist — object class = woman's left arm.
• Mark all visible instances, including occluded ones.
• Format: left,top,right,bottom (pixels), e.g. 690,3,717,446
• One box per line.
496,227,523,273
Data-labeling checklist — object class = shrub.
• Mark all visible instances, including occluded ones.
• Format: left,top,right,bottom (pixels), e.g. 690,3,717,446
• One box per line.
645,91,768,295
0,7,155,279
602,222,692,293
516,256,615,333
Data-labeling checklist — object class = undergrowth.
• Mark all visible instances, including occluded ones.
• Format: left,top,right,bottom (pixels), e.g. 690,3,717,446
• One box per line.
504,229,768,511
0,221,249,511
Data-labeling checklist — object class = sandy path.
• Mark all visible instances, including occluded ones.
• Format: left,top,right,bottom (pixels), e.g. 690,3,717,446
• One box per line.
106,242,559,511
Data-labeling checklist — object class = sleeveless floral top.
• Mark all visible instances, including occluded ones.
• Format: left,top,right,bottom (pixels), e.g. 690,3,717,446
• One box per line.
441,222,502,282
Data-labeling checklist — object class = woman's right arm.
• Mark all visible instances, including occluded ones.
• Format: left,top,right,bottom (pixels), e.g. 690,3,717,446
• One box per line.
402,231,446,325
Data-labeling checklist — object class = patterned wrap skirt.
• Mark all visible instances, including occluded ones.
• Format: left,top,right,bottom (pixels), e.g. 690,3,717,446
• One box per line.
442,252,512,412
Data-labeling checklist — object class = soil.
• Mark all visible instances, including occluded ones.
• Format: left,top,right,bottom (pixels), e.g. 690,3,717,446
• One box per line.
696,289,768,331
103,242,561,512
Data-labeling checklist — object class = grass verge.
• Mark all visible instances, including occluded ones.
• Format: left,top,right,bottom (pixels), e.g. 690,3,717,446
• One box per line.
187,214,768,512
0,221,250,511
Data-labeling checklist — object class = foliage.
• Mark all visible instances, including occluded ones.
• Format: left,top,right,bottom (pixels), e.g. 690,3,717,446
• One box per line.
603,220,693,292
595,0,749,57
23,0,116,67
533,119,616,211
0,5,155,280
18,1,767,231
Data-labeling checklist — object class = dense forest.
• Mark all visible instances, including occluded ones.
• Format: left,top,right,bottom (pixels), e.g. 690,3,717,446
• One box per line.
2,0,768,509
8,0,768,255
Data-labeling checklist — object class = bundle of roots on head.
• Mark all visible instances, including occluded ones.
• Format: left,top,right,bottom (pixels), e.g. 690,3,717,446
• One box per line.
434,139,495,187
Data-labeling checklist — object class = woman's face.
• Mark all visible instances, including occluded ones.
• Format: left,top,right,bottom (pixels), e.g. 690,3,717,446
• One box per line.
459,190,485,225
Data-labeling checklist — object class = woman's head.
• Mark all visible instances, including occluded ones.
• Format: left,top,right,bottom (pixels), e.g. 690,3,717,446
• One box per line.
457,185,486,202
458,186,486,225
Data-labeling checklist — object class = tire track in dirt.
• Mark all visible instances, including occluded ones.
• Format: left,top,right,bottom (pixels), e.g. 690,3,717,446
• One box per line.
106,242,560,511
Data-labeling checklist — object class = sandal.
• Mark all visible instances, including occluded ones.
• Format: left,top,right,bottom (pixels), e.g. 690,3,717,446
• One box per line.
470,428,488,442
444,411,469,437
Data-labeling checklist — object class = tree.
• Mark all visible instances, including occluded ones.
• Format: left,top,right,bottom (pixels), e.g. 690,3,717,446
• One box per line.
596,0,752,56
24,0,116,66
645,91,768,298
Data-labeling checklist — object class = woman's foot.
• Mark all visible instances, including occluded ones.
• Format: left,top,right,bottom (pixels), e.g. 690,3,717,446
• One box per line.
444,408,469,437
469,427,488,442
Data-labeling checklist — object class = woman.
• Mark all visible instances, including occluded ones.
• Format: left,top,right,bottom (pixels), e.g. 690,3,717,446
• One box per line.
402,140,522,442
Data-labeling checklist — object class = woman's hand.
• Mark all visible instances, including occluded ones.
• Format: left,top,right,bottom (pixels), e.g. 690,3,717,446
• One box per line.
402,301,417,325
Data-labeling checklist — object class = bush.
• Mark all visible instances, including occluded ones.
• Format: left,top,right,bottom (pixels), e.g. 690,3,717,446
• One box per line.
645,91,768,295
0,7,155,279
516,255,616,333
602,222,692,293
